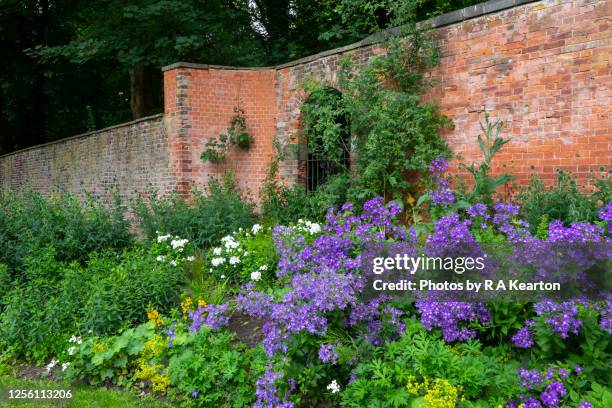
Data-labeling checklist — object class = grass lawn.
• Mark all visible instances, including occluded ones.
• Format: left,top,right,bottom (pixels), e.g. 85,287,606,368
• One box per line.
0,375,171,408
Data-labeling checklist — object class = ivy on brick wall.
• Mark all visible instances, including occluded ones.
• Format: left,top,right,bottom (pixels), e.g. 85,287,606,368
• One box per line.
201,107,254,164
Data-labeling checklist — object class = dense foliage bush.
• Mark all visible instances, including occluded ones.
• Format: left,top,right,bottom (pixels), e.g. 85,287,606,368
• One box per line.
0,189,131,272
133,174,257,249
342,322,521,407
297,7,450,203
167,327,266,407
61,296,264,407
0,237,190,362
261,158,351,224
518,170,611,233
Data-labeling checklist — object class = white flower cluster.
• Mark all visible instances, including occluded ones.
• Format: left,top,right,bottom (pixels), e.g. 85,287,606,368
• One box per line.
155,233,195,266
296,219,322,235
221,235,240,250
156,233,172,243
209,225,272,281
327,379,341,394
211,234,245,268
46,335,82,373
250,265,268,282
66,335,82,357
69,335,82,345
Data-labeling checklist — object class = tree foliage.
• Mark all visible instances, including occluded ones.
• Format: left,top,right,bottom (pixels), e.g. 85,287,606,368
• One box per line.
1,0,481,154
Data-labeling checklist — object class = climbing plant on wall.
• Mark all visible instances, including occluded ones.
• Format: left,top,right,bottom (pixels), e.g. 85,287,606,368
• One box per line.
299,0,451,204
201,107,254,164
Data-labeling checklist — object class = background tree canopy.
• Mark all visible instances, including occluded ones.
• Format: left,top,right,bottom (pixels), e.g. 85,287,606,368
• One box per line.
0,0,479,154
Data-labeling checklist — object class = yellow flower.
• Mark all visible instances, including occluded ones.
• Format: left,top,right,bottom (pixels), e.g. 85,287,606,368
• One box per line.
181,297,194,317
197,299,207,308
406,194,416,206
147,308,164,327
151,373,170,394
141,336,165,360
423,378,459,408
406,375,422,395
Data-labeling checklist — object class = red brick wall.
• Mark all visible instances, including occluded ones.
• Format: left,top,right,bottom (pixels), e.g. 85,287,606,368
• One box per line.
163,66,277,198
0,115,175,202
165,0,609,201
271,0,611,190
427,0,612,186
2,0,609,203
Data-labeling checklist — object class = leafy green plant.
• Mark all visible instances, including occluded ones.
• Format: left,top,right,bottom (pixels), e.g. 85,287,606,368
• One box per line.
342,321,521,407
0,189,132,273
168,327,266,407
133,173,257,249
519,170,610,231
0,240,189,362
201,107,254,163
331,25,450,202
459,115,513,205
66,322,157,386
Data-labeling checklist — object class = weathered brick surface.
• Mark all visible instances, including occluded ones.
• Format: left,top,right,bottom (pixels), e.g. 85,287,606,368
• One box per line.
163,67,277,198
0,115,175,202
273,0,611,188
1,0,609,202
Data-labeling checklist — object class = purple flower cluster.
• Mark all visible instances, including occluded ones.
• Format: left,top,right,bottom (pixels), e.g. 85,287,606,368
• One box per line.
512,327,534,348
596,301,612,334
547,221,604,243
167,322,177,348
598,202,612,222
318,344,338,364
425,213,477,256
512,365,590,408
428,157,455,207
238,198,411,406
255,369,294,408
466,203,490,227
518,368,544,389
493,202,530,242
188,303,230,332
534,300,583,339
540,381,566,407
430,188,456,207
429,157,450,174
415,300,489,342
234,193,610,407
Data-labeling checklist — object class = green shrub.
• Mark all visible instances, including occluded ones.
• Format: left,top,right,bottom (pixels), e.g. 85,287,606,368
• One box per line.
66,322,157,386
0,189,132,272
133,174,257,249
322,18,449,202
262,173,351,224
518,170,610,230
0,239,189,362
341,321,521,407
168,327,266,407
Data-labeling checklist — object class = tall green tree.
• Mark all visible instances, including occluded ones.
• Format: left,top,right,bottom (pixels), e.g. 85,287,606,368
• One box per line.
0,0,131,153
31,0,263,119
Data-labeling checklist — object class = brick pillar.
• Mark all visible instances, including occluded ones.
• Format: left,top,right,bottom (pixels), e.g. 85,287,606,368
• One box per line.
163,67,193,196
